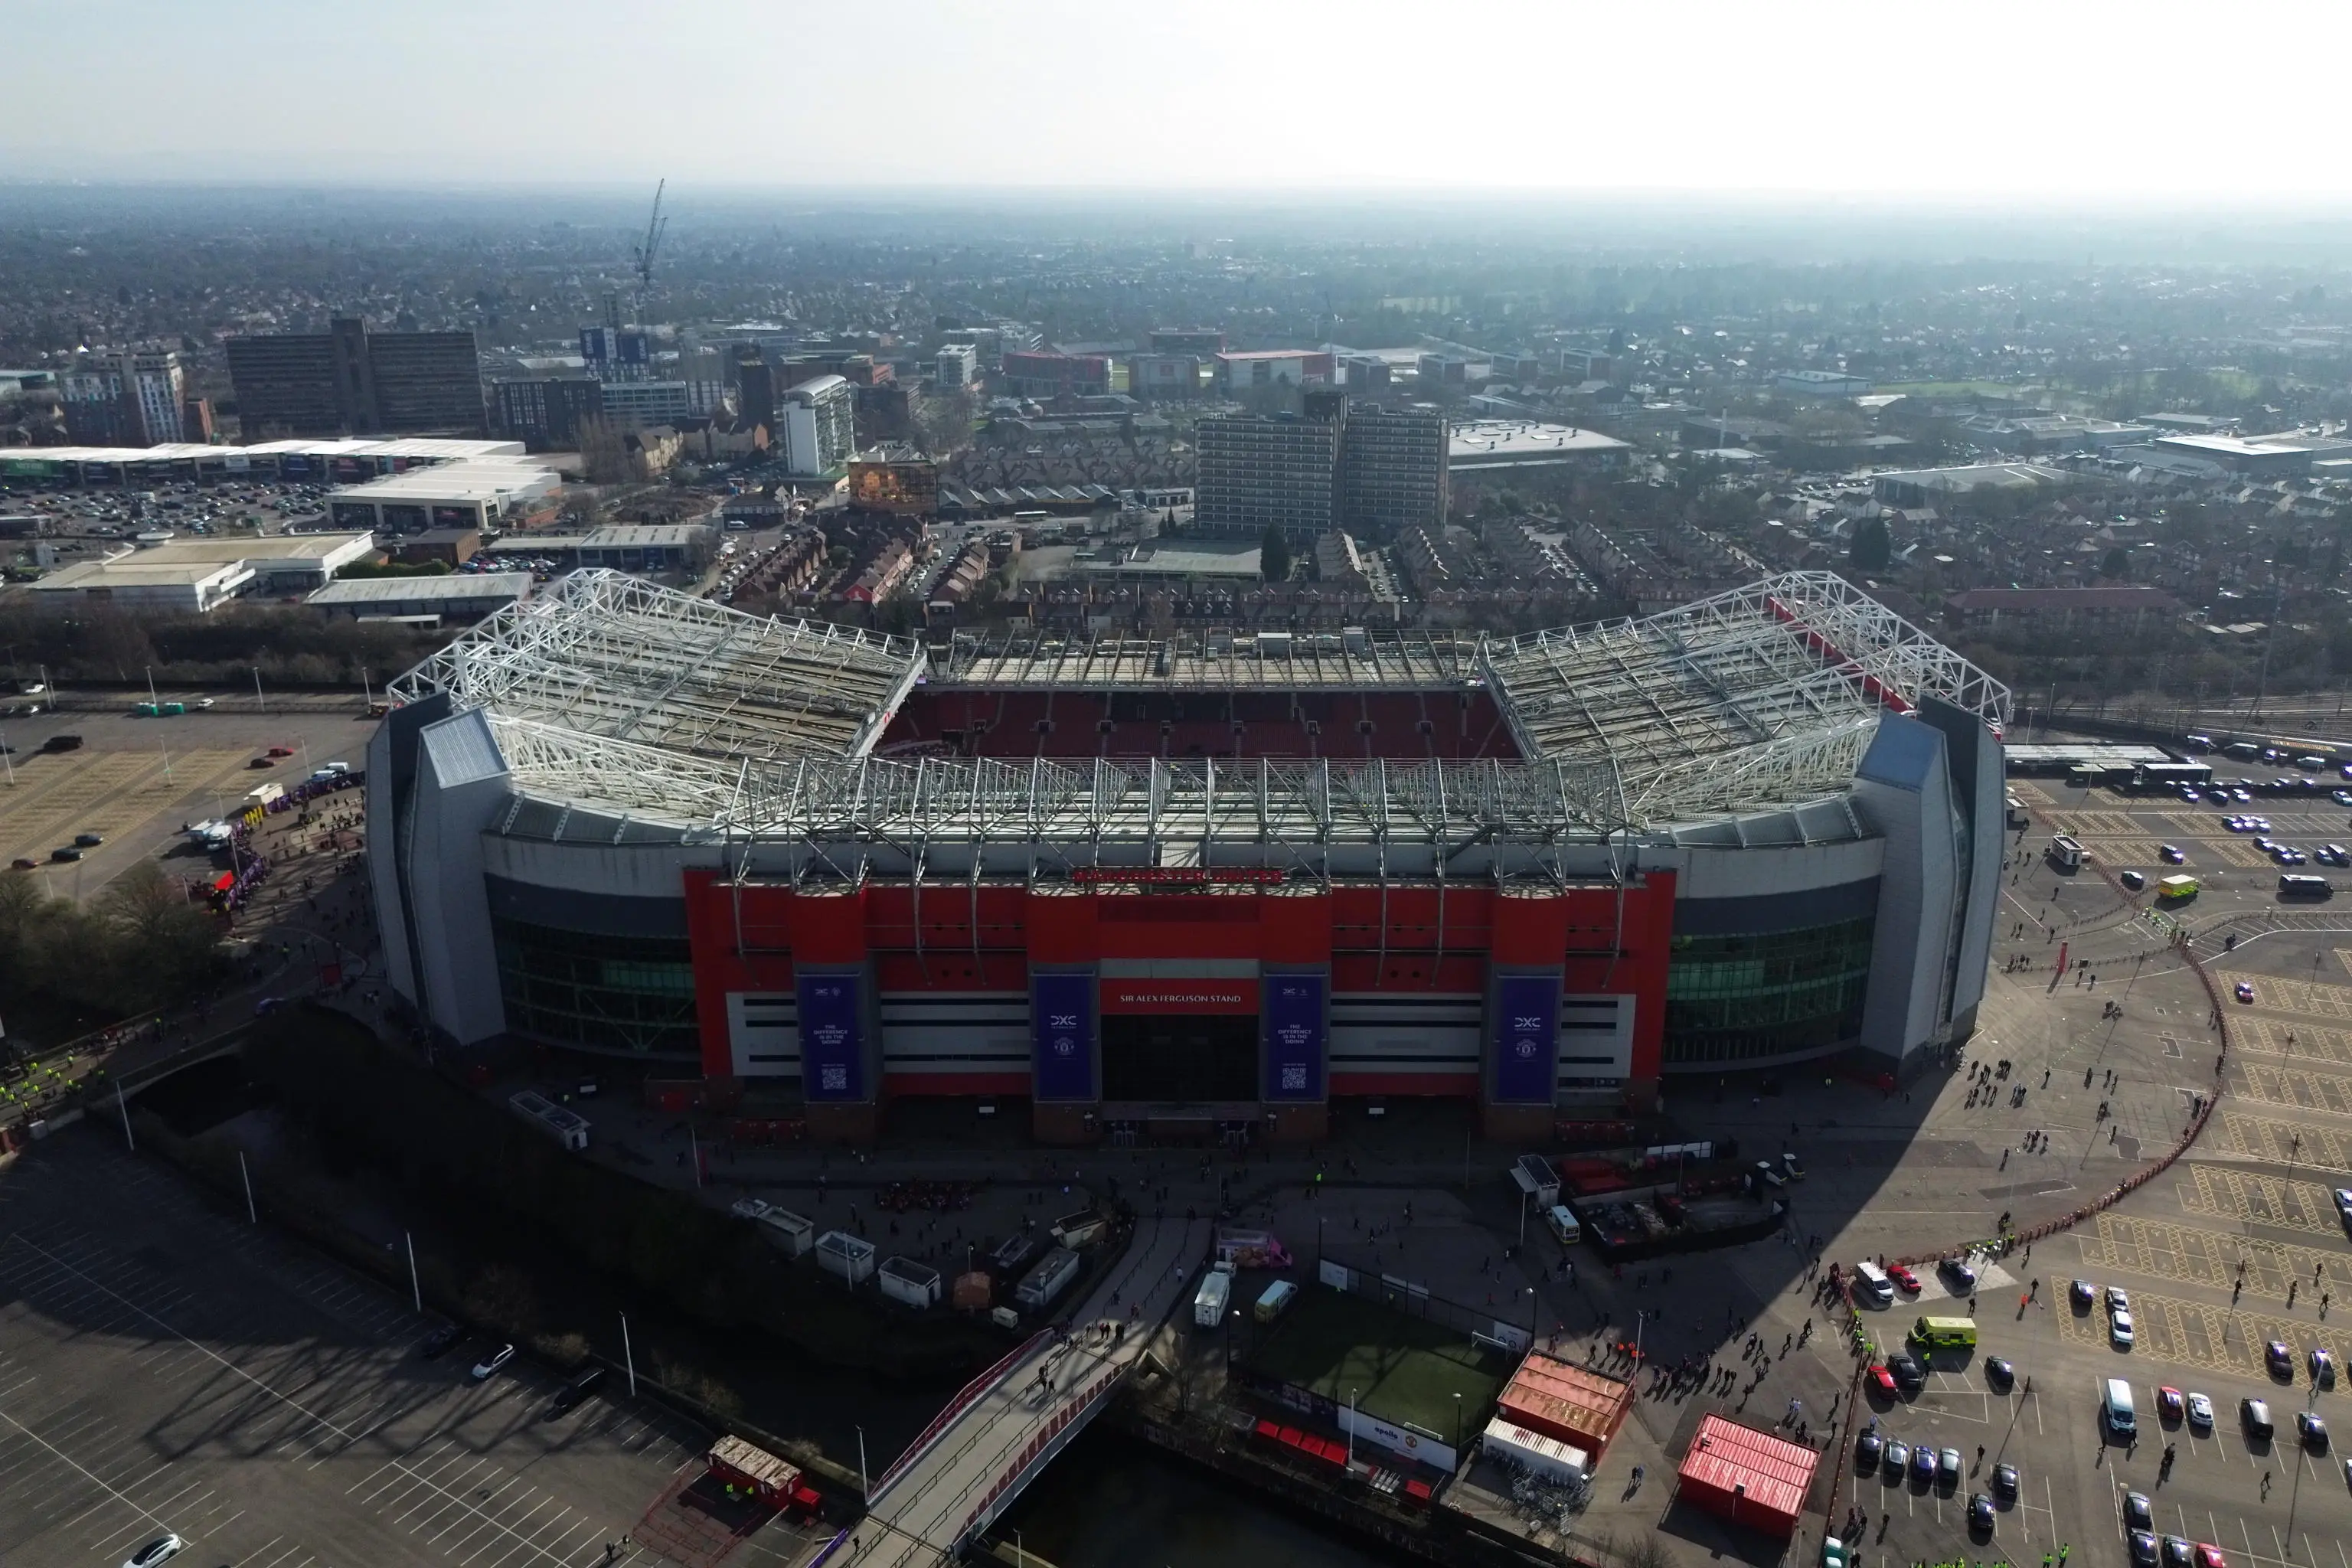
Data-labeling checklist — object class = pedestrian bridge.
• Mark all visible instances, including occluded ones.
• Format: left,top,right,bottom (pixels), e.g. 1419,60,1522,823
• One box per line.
814,1216,1209,1568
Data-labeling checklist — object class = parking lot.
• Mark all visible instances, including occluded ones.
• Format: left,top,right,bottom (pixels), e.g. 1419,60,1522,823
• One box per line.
0,701,369,898
0,1130,812,1568
1835,767,2352,1568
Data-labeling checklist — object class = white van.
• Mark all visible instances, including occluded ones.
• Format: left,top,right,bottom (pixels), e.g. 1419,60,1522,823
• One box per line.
1854,1261,1895,1308
2102,1377,2136,1438
1544,1204,1582,1245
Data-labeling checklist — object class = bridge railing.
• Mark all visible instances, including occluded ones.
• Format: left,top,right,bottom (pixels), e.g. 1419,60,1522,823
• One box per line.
868,1327,1054,1501
947,1360,1129,1550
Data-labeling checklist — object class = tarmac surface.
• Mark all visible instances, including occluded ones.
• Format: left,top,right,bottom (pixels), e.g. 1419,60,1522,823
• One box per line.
0,1132,805,1568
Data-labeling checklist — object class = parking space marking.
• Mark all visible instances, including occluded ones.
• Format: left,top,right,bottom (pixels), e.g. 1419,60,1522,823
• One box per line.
2220,972,2352,1022
2228,1019,2352,1071
2235,1059,2352,1116
2053,1282,2328,1382
0,1234,622,1568
2080,1214,2350,1298
2179,1165,2347,1237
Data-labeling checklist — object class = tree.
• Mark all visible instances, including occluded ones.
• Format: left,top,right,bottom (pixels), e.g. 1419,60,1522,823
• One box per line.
2100,547,2131,579
1848,517,1890,571
1260,526,1292,583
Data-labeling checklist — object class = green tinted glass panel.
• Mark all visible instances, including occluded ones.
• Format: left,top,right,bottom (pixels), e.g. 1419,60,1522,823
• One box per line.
491,916,699,1057
1662,916,1874,1065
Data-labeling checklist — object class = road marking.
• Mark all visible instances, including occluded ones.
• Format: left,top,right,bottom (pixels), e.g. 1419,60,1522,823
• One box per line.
2179,1165,2345,1236
0,1234,607,1567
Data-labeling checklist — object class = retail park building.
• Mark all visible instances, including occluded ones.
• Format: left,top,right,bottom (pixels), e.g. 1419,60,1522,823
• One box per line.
370,571,2007,1144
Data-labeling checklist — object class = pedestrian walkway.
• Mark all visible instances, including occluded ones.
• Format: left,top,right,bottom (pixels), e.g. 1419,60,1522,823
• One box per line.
822,1216,1208,1568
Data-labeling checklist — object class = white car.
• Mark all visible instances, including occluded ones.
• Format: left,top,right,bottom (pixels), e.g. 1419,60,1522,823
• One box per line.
2187,1391,2214,1429
2106,1285,2132,1312
470,1343,515,1380
2111,1308,2135,1347
122,1536,184,1568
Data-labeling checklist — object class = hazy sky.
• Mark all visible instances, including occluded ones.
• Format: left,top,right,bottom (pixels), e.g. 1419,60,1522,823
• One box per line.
9,0,2352,201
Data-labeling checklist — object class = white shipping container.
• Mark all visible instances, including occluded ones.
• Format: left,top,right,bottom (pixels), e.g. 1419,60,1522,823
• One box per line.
1482,1416,1589,1486
815,1230,877,1285
879,1256,942,1309
1016,1246,1080,1311
758,1207,816,1257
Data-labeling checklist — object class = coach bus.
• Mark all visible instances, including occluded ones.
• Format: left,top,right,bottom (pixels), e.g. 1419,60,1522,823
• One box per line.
2280,874,2334,900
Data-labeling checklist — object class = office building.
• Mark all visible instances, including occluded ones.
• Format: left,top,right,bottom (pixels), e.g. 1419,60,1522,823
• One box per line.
1337,403,1447,537
735,351,776,431
779,374,856,476
493,377,603,450
999,352,1109,400
226,318,487,437
61,349,186,446
937,344,978,389
580,325,651,381
594,381,694,428
1217,350,1335,397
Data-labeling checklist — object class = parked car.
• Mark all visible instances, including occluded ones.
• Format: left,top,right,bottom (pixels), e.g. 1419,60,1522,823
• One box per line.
1991,1462,2019,1500
121,1537,183,1568
2158,1387,2184,1422
2125,1491,2154,1531
2300,1411,2329,1452
2160,844,2186,863
73,831,102,847
1938,1446,1962,1484
470,1343,516,1380
1887,1263,1919,1293
2071,1279,2096,1308
2187,1391,2214,1429
2237,982,2258,1004
1984,1357,2014,1390
1883,1440,1909,1477
2243,1397,2275,1439
419,1322,462,1357
49,846,80,862
549,1366,606,1416
2267,1339,2294,1377
1969,1492,1994,1534
1855,1429,1883,1468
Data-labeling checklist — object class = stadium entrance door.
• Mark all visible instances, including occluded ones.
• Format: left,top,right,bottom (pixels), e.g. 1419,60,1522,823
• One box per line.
1101,1012,1259,1102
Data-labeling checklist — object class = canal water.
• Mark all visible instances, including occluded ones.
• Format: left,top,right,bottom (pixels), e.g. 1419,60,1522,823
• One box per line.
998,1431,1413,1568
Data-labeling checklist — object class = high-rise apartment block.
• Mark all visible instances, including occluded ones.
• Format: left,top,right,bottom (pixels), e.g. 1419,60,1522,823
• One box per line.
1194,408,1344,541
61,348,186,446
226,317,485,437
1337,403,1449,539
1194,396,1447,543
778,375,857,476
937,343,978,389
493,377,604,450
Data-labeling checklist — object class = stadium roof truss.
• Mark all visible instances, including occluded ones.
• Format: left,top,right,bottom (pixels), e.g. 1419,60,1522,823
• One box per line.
389,570,923,763
400,569,2009,877
942,626,1481,690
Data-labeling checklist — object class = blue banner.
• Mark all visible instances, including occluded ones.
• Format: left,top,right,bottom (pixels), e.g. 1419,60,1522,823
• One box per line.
1263,974,1326,1101
796,972,865,1101
1491,975,1559,1105
1031,972,1096,1101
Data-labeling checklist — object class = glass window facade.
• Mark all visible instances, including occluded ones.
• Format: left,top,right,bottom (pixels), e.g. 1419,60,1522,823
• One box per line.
491,916,699,1057
1663,916,1874,1067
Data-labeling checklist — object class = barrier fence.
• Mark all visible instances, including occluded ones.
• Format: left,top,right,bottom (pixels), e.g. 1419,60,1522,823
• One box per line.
1889,922,2230,1270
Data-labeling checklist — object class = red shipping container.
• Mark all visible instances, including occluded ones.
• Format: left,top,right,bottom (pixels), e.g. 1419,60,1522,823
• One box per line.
1674,1416,1817,1538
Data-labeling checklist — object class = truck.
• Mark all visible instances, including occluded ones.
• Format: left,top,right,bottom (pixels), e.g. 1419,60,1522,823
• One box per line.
1510,1153,1560,1208
2047,835,2086,870
1194,1267,1233,1328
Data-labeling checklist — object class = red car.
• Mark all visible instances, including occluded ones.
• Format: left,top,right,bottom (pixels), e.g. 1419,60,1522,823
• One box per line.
1868,1364,1899,1395
267,745,296,757
2158,1387,2185,1423
1887,1264,1921,1293
2196,1547,2226,1568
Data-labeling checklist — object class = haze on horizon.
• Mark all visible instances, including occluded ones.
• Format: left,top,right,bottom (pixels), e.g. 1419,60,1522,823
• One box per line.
9,0,2352,206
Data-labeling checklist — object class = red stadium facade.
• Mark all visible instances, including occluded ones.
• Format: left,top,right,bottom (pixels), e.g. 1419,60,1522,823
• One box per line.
683,871,1676,1142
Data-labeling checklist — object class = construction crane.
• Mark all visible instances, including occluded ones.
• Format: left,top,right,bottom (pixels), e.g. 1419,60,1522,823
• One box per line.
629,179,668,319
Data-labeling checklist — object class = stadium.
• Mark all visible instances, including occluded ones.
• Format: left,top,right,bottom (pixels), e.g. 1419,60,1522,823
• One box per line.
368,569,2008,1143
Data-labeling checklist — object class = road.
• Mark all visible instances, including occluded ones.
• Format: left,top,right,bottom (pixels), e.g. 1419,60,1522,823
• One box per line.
840,1217,1209,1568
